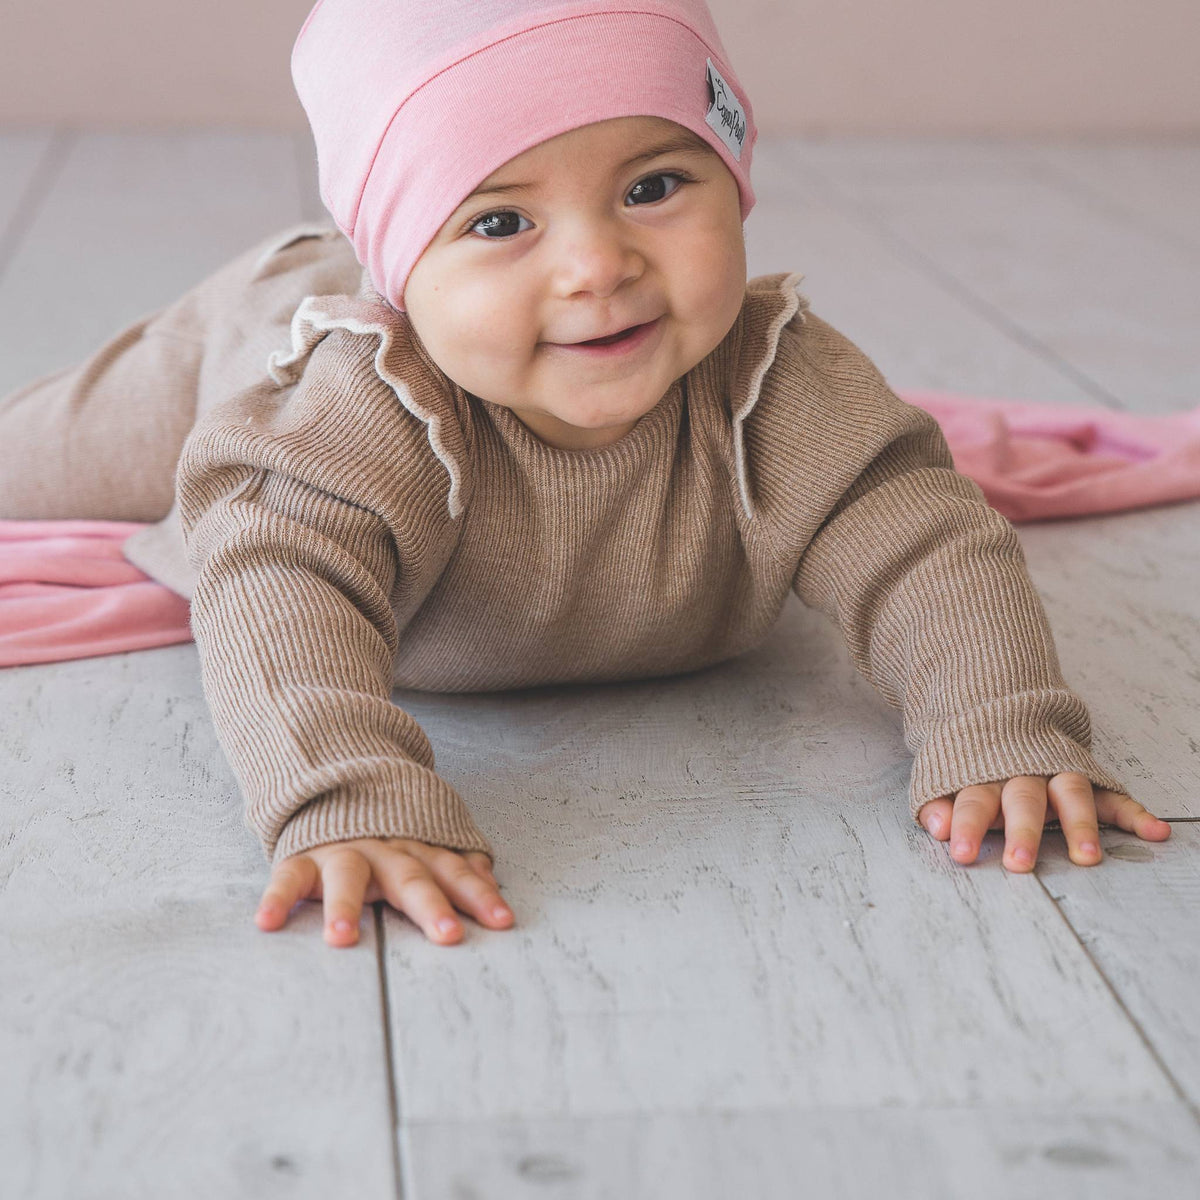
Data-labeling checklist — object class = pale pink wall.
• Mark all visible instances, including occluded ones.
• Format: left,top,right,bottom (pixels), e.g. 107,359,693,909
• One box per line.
1,0,1197,133
1,1,314,129
718,0,1200,135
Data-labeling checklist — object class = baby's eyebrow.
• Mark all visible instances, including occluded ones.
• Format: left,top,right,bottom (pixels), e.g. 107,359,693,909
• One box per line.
461,134,712,203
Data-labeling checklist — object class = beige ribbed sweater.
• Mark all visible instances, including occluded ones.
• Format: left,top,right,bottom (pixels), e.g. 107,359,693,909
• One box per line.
161,229,1127,864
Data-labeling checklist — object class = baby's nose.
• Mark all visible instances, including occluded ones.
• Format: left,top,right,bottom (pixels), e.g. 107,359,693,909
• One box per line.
552,223,644,299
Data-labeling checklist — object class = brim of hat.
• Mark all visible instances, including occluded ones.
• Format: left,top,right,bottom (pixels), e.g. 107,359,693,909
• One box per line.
352,9,757,310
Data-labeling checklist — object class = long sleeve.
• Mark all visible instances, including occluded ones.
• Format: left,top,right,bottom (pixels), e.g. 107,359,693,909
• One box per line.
176,325,491,864
744,303,1130,818
791,411,1129,817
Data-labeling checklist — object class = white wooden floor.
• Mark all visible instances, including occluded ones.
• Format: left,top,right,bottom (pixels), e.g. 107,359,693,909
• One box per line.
1,130,1198,1199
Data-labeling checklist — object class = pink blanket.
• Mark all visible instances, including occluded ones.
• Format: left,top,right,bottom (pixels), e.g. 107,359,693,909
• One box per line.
0,520,193,666
4,391,1199,668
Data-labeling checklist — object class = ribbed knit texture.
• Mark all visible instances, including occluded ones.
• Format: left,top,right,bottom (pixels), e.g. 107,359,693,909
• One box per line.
169,233,1127,864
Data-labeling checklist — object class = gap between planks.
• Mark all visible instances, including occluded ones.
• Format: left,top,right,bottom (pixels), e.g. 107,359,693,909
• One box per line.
374,903,405,1200
0,130,72,288
785,161,1130,412
1033,868,1200,1134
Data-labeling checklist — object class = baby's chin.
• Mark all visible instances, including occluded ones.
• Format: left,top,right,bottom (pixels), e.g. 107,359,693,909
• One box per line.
535,404,652,430
546,384,673,429
487,388,667,449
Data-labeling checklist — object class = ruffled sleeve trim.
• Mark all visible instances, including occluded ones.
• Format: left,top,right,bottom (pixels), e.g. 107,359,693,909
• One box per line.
728,271,808,521
267,294,467,520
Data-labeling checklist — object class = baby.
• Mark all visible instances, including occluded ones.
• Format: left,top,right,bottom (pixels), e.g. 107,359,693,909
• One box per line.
0,0,1170,949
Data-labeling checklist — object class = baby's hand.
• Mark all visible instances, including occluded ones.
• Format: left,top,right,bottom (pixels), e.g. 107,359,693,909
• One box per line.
917,772,1171,872
254,837,515,947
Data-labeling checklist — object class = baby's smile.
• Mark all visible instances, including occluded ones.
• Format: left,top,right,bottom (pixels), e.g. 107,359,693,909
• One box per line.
542,315,664,354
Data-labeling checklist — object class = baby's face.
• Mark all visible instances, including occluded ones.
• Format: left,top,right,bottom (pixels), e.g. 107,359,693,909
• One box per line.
403,116,747,450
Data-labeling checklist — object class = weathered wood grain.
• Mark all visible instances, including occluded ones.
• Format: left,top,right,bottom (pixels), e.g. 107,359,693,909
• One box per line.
294,129,325,224
775,137,1050,182
744,186,1109,404
381,603,1186,1126
0,130,56,271
1029,140,1200,256
1040,823,1200,1110
1018,509,1200,819
0,648,398,1199
788,148,1199,412
403,1105,1200,1200
0,131,396,1199
0,131,303,392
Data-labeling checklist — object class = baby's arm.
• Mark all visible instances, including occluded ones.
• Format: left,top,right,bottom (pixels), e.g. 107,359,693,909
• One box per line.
176,343,510,946
790,424,1168,868
773,312,1169,869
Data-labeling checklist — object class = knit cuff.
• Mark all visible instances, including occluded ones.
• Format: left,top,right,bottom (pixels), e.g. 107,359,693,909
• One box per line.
907,696,1130,821
268,766,494,864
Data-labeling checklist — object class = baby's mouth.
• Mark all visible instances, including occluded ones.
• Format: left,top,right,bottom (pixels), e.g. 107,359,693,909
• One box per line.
544,316,664,356
578,324,643,346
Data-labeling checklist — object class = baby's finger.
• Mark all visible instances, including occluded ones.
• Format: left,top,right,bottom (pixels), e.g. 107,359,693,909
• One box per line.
917,797,955,840
256,855,319,931
1045,773,1102,865
1094,790,1173,842
364,848,468,945
422,849,514,931
318,846,372,947
464,851,499,886
999,776,1048,872
949,783,1003,864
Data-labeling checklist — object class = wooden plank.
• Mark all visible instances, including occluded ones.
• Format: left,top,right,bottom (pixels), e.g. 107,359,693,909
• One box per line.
404,1105,1200,1199
783,148,1199,412
772,137,1200,256
744,176,1107,405
0,131,56,261
1041,823,1200,1110
0,131,303,393
0,132,393,1197
1018,508,1200,818
1029,140,1200,257
380,601,1185,1126
294,129,326,223
774,135,1050,183
0,648,397,1200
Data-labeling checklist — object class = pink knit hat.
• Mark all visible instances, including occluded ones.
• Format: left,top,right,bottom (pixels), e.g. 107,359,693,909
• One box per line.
292,0,757,312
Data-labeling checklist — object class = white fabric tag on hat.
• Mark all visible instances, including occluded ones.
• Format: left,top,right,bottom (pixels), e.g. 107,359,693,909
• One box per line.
705,58,747,161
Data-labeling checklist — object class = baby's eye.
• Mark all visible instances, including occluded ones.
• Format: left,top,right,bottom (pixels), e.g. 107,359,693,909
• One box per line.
465,173,689,236
469,211,533,239
625,172,687,206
